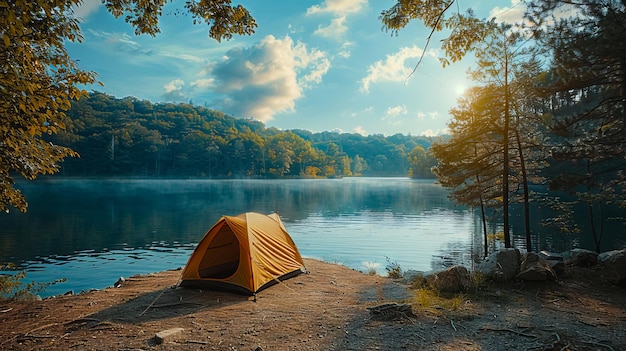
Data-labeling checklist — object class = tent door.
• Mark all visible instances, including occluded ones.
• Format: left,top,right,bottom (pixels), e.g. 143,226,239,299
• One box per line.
198,225,240,279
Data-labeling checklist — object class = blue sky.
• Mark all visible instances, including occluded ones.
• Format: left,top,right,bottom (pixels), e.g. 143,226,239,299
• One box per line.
68,0,526,137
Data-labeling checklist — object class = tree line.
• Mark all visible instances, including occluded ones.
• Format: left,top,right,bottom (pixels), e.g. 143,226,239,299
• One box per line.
4,0,626,256
391,1,626,254
51,92,438,180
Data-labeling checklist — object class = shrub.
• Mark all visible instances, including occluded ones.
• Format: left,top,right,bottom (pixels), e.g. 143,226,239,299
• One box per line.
0,263,66,301
385,256,402,279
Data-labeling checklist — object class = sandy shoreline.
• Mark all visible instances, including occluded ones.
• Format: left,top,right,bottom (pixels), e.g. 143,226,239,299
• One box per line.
1,258,625,350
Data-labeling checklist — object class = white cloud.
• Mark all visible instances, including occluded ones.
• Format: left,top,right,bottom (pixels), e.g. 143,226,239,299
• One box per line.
88,30,153,55
338,41,353,58
190,78,215,89
416,110,440,120
351,126,367,136
421,128,449,137
427,111,440,120
415,111,442,133
73,0,101,21
314,16,348,38
201,35,330,122
306,0,366,15
162,79,187,101
303,58,331,85
360,46,436,93
161,52,205,63
164,79,184,93
491,0,580,29
385,105,408,118
382,105,407,126
489,0,526,24
292,42,331,85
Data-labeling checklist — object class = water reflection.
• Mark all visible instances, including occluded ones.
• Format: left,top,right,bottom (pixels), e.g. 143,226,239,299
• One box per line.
1,178,472,296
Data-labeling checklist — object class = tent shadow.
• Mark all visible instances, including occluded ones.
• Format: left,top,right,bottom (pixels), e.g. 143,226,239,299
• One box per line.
85,287,250,324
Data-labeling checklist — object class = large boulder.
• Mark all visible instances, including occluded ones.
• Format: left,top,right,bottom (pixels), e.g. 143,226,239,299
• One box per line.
538,250,563,261
431,266,473,293
598,249,626,285
564,248,598,267
516,252,557,281
477,248,521,282
547,260,566,276
538,250,566,276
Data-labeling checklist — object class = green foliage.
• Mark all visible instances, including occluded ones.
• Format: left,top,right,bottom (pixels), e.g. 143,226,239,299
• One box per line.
104,0,256,40
43,92,437,180
536,1,626,251
431,85,504,208
407,145,436,179
0,264,66,301
486,231,505,244
394,0,626,253
540,197,581,235
380,0,491,67
1,0,96,213
0,0,257,213
413,288,466,312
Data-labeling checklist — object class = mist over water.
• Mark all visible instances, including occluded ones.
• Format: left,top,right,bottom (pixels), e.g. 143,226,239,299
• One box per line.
1,178,480,296
4,177,620,297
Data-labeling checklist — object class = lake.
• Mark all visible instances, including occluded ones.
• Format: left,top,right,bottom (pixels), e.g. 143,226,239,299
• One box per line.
1,178,482,296
2,177,620,297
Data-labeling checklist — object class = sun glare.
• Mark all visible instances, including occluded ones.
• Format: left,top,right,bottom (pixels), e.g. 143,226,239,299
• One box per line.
454,84,467,96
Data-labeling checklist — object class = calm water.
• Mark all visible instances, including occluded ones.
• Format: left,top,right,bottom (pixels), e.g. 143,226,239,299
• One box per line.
1,178,481,296
4,177,622,297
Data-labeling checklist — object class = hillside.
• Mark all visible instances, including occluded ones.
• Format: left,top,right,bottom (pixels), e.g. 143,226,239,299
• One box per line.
51,92,439,179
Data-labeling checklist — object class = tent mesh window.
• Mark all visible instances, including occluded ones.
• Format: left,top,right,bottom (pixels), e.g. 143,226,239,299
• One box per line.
198,225,240,279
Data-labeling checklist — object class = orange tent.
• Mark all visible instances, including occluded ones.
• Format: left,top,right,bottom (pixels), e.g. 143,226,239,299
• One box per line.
178,212,306,295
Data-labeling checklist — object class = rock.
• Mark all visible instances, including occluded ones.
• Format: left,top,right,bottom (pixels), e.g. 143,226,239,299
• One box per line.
477,248,521,282
114,276,125,288
565,248,598,267
547,260,566,276
431,266,473,293
598,249,626,284
153,327,184,345
538,250,563,261
516,252,557,281
539,250,565,275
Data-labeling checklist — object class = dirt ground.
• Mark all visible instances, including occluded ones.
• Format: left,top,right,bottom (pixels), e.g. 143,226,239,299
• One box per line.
0,258,625,351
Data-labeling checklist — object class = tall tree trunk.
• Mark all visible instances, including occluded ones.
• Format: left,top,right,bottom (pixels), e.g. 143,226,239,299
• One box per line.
619,56,626,132
586,159,602,252
514,128,532,252
480,195,488,258
475,172,489,257
503,54,511,248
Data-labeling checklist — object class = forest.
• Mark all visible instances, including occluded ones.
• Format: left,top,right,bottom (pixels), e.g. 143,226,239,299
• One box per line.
50,91,438,179
417,3,626,254
3,0,626,254
34,1,626,255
